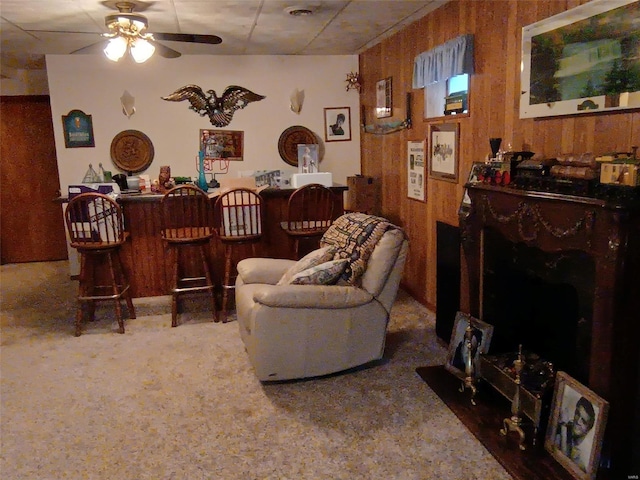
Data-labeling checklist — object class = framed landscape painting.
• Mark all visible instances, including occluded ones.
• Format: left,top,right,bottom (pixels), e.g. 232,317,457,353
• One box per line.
520,0,640,118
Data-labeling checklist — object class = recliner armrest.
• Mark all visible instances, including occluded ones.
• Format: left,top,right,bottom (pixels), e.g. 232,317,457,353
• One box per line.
237,258,295,285
253,285,373,309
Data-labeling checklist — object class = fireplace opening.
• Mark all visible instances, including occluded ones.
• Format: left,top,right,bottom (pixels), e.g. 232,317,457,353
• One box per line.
482,228,595,385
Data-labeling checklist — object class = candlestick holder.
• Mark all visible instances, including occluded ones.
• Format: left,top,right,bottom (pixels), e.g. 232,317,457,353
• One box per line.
500,344,527,450
458,324,479,405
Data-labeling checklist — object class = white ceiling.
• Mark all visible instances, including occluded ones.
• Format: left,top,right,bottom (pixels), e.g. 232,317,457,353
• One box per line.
0,0,448,73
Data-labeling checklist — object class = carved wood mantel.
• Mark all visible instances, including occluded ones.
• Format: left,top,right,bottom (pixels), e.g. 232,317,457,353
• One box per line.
459,183,640,478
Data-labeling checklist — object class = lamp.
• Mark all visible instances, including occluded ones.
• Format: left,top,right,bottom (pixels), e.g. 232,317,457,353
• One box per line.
103,5,156,63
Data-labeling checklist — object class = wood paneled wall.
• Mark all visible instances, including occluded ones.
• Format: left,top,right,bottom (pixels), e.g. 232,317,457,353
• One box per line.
359,0,640,309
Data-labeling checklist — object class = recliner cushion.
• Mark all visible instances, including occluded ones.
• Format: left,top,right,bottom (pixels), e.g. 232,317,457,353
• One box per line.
288,259,349,285
276,246,336,285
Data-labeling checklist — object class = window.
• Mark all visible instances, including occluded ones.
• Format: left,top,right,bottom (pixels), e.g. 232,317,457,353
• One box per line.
424,74,469,118
413,34,474,119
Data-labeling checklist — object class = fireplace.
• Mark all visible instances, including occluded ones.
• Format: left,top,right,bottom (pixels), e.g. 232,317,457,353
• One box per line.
460,184,640,478
482,228,594,384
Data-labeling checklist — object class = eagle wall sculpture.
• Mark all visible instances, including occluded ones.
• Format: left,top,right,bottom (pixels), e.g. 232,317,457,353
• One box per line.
162,84,266,127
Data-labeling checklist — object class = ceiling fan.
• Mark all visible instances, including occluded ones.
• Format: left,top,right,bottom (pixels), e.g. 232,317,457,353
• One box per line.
70,1,222,62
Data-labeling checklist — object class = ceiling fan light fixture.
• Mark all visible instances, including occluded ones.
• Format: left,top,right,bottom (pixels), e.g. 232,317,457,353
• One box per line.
130,38,155,63
104,36,128,61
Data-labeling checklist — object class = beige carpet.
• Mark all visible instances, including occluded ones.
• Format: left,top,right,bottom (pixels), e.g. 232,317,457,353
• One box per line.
0,260,512,480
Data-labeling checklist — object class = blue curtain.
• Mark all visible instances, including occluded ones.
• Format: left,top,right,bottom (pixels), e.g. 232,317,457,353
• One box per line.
412,34,474,88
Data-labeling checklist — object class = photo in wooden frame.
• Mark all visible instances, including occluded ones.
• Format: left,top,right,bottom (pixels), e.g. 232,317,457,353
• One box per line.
200,129,244,162
428,123,459,183
324,106,351,142
444,311,494,381
376,77,392,118
544,371,609,480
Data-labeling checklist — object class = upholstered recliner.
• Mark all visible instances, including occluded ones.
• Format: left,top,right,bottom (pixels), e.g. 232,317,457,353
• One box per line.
235,213,408,381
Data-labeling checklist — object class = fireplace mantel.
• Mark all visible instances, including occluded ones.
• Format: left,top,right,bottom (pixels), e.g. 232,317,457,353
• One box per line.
459,183,640,478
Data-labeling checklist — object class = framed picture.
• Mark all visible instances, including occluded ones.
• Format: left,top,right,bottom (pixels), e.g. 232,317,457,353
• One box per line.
297,144,319,173
62,109,95,148
544,371,609,480
520,0,640,119
428,123,459,183
376,77,392,118
200,129,244,163
407,140,425,202
444,311,494,380
324,107,351,142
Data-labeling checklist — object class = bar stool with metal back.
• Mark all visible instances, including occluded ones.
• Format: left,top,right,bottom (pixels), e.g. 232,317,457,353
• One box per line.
161,185,217,327
213,188,263,322
280,183,335,259
64,192,136,336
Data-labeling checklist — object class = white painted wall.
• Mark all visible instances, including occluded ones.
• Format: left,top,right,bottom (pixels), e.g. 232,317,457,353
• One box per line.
46,54,361,191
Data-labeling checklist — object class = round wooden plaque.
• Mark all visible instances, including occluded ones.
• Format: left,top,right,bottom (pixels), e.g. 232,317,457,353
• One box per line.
110,130,155,174
278,125,317,167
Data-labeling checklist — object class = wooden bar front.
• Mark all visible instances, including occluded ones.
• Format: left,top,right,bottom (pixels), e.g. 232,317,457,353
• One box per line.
119,185,347,299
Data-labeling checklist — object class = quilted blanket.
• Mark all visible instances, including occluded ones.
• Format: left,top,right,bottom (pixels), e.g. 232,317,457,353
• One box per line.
320,213,403,285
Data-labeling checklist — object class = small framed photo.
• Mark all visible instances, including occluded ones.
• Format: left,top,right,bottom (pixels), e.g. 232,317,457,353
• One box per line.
544,371,609,480
376,77,392,118
324,106,351,142
444,311,494,380
428,123,459,183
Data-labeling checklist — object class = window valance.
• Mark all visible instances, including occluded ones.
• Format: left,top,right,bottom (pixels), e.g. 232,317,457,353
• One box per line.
412,34,474,88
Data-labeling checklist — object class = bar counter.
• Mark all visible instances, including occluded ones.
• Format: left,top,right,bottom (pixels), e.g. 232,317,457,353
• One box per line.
116,185,347,298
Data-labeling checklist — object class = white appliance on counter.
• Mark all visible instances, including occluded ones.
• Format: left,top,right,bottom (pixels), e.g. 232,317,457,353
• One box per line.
290,172,333,188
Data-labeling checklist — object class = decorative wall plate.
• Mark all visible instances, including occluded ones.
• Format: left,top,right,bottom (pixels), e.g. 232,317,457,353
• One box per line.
110,130,155,174
278,125,317,166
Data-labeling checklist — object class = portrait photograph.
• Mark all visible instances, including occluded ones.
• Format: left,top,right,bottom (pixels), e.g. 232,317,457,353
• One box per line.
444,312,494,380
544,371,609,480
324,107,351,142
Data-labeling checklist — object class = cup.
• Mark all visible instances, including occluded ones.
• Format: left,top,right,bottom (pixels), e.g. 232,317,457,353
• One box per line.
126,176,140,191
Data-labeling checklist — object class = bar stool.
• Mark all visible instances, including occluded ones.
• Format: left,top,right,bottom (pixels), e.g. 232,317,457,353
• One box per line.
213,188,263,322
280,183,335,259
64,192,136,336
161,185,217,327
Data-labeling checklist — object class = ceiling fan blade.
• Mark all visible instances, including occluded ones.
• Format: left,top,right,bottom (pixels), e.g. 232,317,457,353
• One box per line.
153,33,222,45
151,40,181,59
70,41,108,55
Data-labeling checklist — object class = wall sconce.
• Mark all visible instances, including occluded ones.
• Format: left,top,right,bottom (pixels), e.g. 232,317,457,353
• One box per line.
345,72,361,92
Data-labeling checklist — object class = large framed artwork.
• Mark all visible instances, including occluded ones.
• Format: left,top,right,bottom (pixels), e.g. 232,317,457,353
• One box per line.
428,123,459,183
520,0,640,119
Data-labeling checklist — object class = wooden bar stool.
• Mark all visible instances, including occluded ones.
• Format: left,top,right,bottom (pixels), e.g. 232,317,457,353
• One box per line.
161,185,217,327
213,188,263,322
64,192,136,336
280,183,335,259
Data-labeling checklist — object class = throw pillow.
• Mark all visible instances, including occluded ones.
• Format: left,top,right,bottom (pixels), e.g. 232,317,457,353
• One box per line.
277,246,336,286
288,259,348,285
